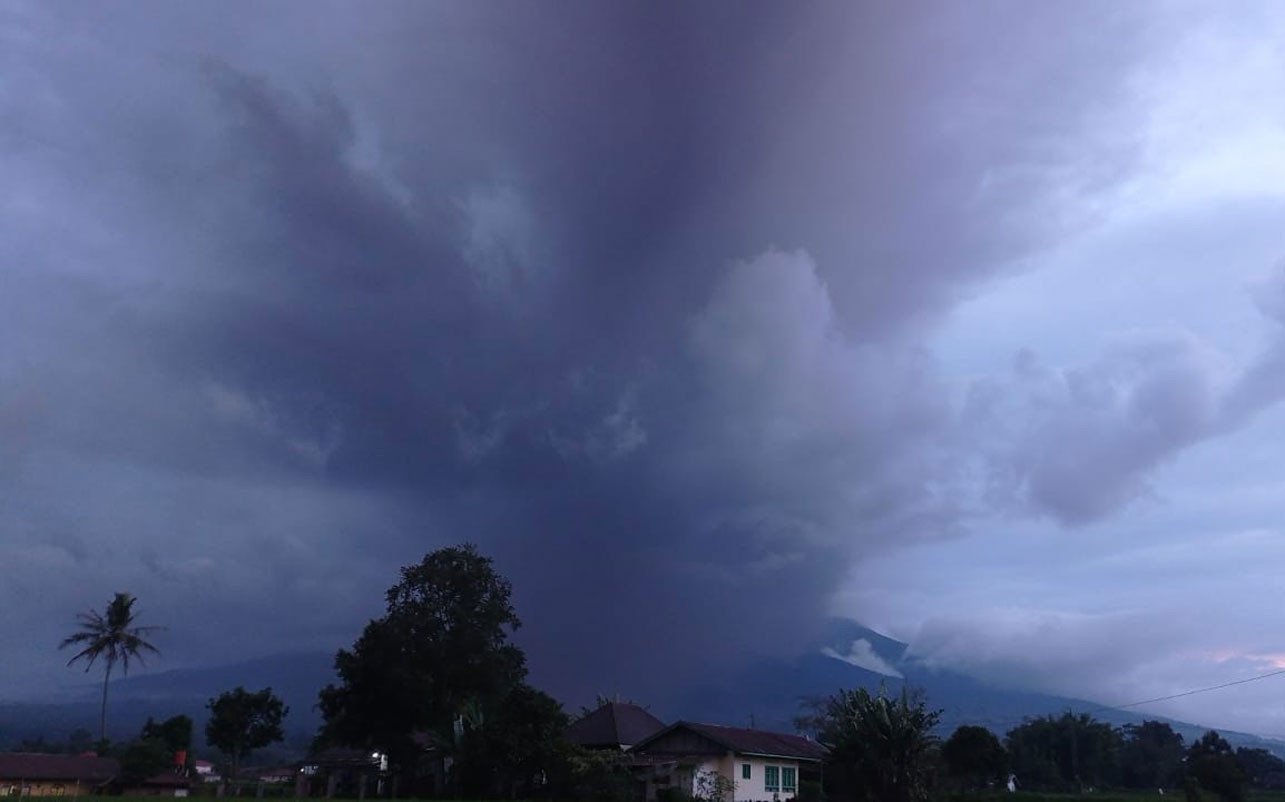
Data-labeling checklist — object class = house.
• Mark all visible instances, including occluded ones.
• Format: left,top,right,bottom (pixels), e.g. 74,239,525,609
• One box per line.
629,722,826,802
0,753,120,797
567,702,666,751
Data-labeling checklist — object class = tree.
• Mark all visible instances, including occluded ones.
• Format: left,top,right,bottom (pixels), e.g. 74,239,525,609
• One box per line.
206,687,288,786
1005,712,1120,792
59,592,162,741
942,725,1006,790
1119,720,1184,789
453,683,574,799
1235,747,1285,790
317,544,527,772
1186,730,1246,802
141,714,194,755
113,715,195,789
115,737,174,788
799,686,941,802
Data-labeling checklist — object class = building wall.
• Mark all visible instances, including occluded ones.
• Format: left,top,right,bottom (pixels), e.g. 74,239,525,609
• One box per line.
729,757,802,802
683,754,804,802
0,779,89,797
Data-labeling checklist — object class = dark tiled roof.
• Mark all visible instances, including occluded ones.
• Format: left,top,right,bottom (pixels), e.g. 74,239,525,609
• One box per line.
567,702,666,748
0,753,120,783
135,772,194,788
634,722,827,762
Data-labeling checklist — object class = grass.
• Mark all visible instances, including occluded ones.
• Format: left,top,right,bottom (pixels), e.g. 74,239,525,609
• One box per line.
938,792,1285,802
88,791,1285,796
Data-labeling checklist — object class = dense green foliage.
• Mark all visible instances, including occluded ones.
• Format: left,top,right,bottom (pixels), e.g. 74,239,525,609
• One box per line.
1005,712,1121,791
451,683,573,798
1118,720,1185,789
1236,748,1285,790
942,725,1007,790
205,686,288,780
317,544,579,798
802,686,942,802
1188,730,1248,801
318,544,527,771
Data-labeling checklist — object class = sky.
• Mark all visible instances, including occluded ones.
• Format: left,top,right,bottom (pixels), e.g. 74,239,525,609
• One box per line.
5,1,1285,737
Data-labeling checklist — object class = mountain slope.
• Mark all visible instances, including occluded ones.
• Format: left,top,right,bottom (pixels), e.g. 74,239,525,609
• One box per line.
659,619,1285,757
0,652,334,751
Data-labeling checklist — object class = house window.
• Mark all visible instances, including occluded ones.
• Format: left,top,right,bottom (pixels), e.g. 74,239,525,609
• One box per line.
782,767,796,792
764,765,780,792
741,764,751,780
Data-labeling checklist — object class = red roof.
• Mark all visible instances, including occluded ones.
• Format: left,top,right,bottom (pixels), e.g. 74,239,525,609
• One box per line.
0,753,120,783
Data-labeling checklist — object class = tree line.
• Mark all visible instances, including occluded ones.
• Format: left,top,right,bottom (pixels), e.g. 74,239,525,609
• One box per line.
800,689,1285,802
53,547,1285,802
56,590,290,792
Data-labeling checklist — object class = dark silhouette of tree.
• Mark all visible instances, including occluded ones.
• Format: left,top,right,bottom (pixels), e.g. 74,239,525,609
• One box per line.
942,725,1006,790
205,687,288,789
799,686,941,802
112,715,196,790
453,683,573,799
1187,730,1246,802
1119,720,1184,789
1005,712,1120,791
1235,747,1285,790
141,714,194,755
59,592,162,741
317,544,526,775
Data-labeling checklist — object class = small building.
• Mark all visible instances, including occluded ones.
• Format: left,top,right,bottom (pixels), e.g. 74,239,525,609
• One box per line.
297,747,385,799
192,759,221,784
568,702,666,751
241,765,297,785
629,722,826,802
124,770,194,797
0,753,120,797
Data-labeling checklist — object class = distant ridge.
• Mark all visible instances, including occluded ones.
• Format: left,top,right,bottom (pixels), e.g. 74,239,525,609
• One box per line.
658,618,1285,759
0,651,334,752
6,623,1285,761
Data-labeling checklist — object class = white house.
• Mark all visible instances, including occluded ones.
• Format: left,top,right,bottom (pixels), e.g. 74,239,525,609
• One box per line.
628,722,826,802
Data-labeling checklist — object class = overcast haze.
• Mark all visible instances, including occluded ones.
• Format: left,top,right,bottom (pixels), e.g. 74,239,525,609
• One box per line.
6,2,1285,737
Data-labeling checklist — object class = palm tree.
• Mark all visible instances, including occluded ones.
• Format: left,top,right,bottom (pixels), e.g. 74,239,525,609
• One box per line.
60,592,162,741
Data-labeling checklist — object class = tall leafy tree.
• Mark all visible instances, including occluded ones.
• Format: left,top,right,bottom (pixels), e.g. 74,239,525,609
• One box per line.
1187,730,1246,802
142,714,194,755
317,544,526,771
1006,712,1121,792
59,592,162,741
453,683,573,799
799,686,941,802
205,687,288,785
1235,747,1285,790
1119,720,1184,789
942,725,1007,790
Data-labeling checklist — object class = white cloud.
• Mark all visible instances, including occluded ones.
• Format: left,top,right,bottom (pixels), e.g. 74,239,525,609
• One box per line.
823,638,904,679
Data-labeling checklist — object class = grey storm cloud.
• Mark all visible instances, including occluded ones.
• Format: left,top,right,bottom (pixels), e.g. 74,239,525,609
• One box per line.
962,265,1285,525
0,1,1252,702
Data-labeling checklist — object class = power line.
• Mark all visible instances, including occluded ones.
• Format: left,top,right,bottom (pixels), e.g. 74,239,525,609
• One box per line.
1112,666,1285,711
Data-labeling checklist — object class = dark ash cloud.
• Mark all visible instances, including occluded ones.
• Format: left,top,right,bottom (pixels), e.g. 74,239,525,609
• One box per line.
0,1,1219,704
